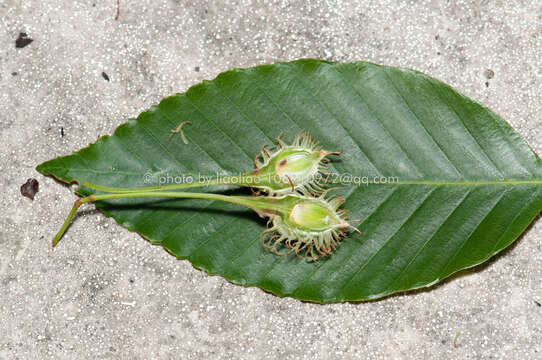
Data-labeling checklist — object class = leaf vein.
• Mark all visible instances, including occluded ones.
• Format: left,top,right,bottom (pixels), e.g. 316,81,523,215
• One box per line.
427,80,505,179
291,66,384,177
382,70,464,179
290,185,400,296
488,188,541,256
188,216,243,259
184,95,254,163
338,187,437,296
211,82,275,143
438,187,510,278
329,65,423,177
382,188,473,293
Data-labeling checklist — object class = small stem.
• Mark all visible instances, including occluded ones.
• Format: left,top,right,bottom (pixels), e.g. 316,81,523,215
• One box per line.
83,177,226,193
453,331,461,347
168,121,192,144
83,172,276,194
78,191,267,207
52,200,82,246
52,190,286,246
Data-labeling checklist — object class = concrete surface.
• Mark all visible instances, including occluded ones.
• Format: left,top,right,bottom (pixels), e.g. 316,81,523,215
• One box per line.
1,0,541,359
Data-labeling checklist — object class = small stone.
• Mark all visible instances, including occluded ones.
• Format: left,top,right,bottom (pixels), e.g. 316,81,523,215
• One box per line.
20,178,39,200
15,33,33,48
484,69,495,79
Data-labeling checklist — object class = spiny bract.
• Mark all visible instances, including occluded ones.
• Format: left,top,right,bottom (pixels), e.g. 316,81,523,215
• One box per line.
247,131,341,196
258,193,360,261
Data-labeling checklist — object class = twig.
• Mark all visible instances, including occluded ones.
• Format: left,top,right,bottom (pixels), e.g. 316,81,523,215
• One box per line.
115,0,120,20
453,331,460,348
168,121,192,144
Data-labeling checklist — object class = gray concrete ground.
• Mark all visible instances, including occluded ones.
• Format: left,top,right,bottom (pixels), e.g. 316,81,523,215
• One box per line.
1,0,541,359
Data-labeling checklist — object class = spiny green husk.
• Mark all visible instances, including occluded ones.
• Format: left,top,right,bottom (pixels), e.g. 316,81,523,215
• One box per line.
245,131,341,195
258,193,360,261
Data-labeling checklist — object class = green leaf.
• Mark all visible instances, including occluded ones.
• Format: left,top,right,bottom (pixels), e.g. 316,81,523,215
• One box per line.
37,59,542,303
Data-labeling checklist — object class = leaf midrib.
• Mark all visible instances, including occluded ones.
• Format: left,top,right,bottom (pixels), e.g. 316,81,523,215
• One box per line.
39,165,542,186
382,179,542,186
387,180,542,186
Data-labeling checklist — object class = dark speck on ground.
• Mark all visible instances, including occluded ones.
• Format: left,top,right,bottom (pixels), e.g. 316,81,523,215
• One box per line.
15,33,33,48
484,69,495,79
